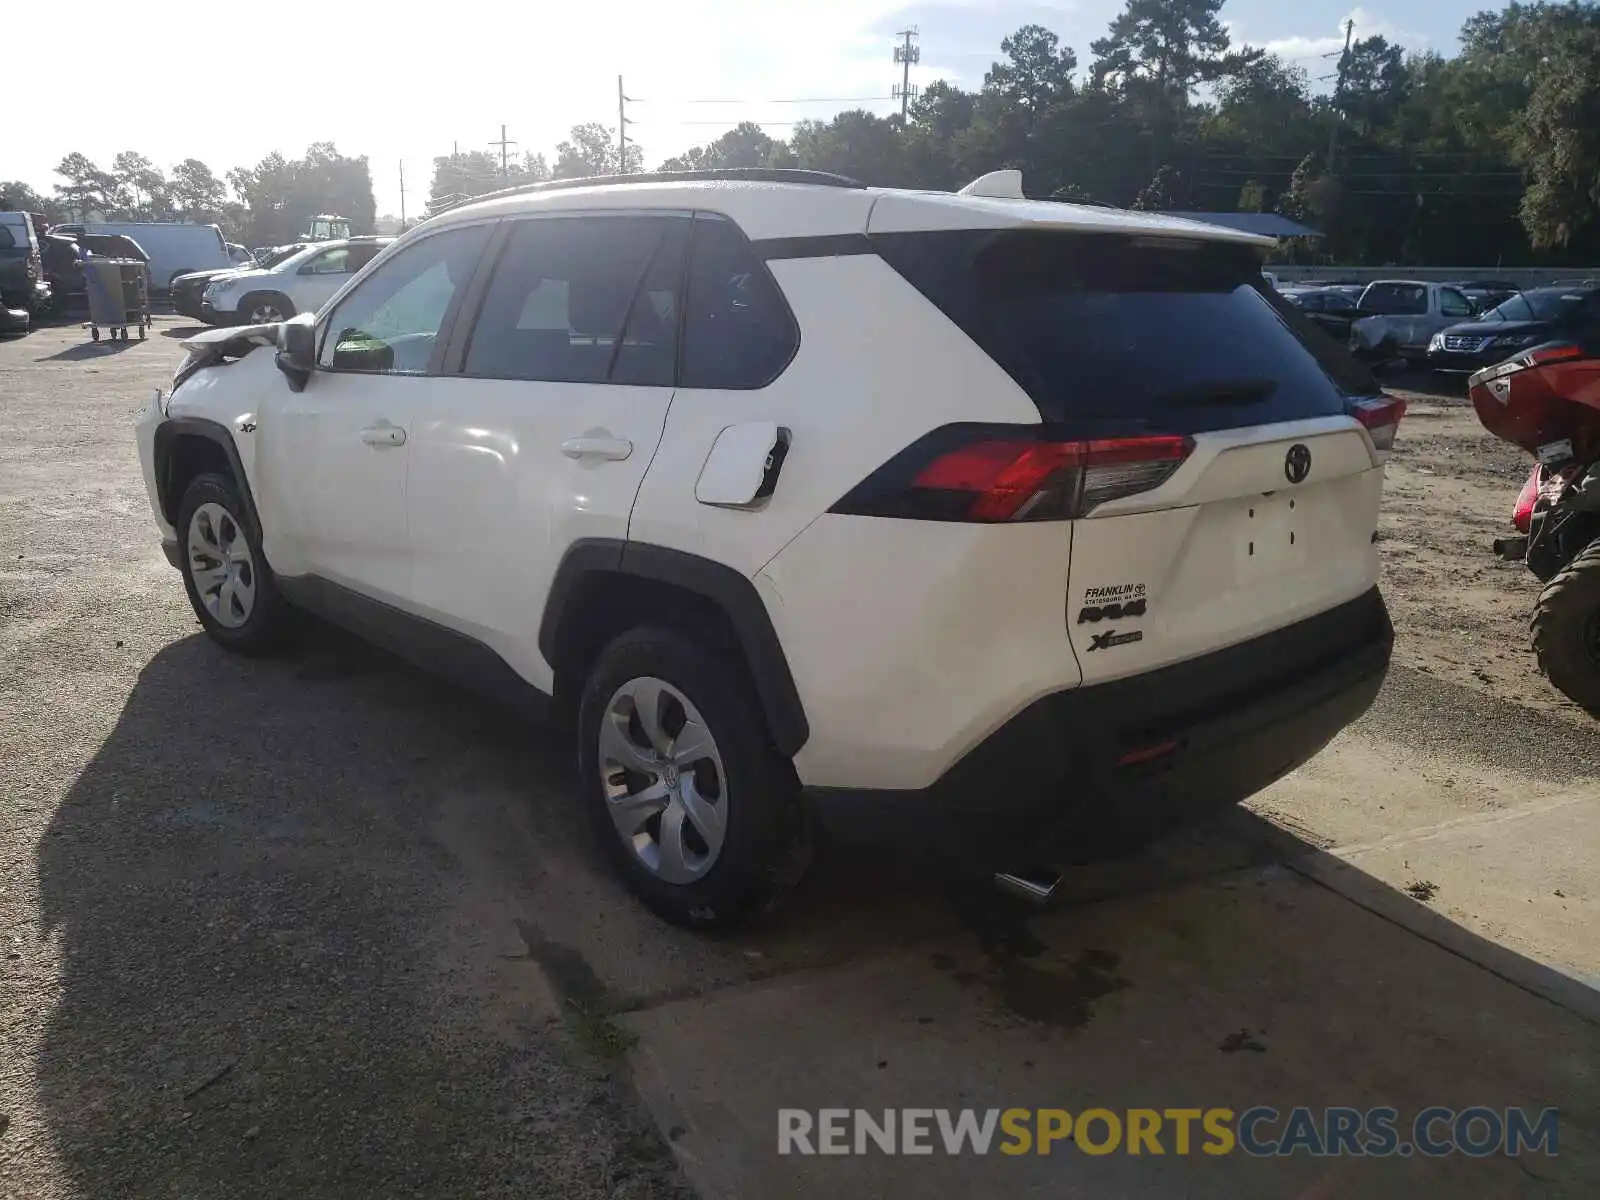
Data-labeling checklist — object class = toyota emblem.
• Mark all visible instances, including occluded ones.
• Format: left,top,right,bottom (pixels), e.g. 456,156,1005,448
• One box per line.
1285,444,1312,484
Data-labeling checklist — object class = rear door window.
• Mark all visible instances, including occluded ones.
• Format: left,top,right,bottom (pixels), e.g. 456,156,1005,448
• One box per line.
1440,289,1473,318
462,214,682,385
872,229,1375,434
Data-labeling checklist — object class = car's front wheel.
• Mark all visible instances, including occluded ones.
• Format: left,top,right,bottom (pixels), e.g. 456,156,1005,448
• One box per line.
176,472,290,655
238,292,295,325
577,628,813,928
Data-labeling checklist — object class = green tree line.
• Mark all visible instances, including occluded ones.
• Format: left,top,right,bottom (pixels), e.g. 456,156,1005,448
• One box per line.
1,144,377,249
432,0,1600,266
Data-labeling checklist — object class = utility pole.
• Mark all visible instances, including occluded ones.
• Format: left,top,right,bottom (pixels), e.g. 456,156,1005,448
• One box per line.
490,124,518,178
1325,18,1355,171
893,27,921,122
617,75,633,174
398,161,406,227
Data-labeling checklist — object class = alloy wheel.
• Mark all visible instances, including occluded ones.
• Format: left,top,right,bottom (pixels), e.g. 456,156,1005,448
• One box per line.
598,676,728,884
187,502,255,628
248,301,285,323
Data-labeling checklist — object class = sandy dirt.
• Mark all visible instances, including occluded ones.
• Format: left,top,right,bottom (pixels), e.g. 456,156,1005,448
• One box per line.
1376,376,1588,722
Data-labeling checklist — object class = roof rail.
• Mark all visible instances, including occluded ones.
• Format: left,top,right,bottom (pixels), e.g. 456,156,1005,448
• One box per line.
453,167,867,211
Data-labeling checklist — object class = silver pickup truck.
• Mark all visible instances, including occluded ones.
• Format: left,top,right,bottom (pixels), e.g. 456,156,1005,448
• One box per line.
1349,280,1478,362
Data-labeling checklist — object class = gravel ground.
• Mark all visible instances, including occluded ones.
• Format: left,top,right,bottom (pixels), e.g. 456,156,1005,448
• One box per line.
0,318,689,1199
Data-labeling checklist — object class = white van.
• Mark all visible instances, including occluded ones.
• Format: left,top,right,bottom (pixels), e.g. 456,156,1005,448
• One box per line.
55,222,231,293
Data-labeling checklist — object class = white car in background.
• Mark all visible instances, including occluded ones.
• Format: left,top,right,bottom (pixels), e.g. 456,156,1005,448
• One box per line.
201,237,392,325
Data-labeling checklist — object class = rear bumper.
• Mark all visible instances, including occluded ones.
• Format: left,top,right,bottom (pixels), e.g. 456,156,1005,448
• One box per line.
173,290,206,321
806,588,1393,868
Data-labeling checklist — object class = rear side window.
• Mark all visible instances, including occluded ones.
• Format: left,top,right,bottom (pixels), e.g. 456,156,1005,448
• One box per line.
873,229,1374,433
0,225,14,249
680,214,798,389
1440,289,1473,318
463,215,684,386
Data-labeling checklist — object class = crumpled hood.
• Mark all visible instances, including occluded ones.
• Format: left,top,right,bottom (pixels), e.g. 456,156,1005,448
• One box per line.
177,322,282,354
171,323,283,400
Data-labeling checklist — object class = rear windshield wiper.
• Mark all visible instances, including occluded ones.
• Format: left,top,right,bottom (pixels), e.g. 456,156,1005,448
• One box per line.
1154,378,1279,407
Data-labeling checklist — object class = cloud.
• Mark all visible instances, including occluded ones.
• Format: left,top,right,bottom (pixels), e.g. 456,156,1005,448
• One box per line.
1240,7,1431,63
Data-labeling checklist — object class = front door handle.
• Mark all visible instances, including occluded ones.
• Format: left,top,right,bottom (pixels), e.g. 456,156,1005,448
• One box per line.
361,422,407,447
560,435,633,461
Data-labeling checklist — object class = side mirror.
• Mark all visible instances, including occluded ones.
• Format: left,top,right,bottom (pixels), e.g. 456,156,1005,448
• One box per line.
275,312,317,393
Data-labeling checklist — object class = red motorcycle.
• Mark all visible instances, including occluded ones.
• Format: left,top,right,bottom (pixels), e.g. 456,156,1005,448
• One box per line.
1470,340,1600,712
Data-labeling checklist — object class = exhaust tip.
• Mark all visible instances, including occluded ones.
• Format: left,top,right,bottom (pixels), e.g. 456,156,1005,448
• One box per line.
994,868,1063,906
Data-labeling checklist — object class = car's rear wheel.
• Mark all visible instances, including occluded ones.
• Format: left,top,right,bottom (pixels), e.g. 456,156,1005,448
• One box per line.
577,628,812,928
239,292,294,325
177,472,290,656
1531,539,1600,714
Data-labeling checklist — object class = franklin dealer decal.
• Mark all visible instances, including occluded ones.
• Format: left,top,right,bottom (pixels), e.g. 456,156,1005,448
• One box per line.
1078,582,1148,625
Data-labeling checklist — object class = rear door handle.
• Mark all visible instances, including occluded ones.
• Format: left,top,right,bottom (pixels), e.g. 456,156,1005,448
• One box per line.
561,435,633,461
361,422,407,447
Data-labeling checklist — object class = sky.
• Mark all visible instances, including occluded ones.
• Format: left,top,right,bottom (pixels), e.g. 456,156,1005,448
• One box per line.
7,0,1485,218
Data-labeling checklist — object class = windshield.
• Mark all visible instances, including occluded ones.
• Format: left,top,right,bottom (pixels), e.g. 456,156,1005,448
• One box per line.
1481,289,1586,323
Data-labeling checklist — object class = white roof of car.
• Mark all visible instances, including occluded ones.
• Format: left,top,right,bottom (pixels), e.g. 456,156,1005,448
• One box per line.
429,173,1275,248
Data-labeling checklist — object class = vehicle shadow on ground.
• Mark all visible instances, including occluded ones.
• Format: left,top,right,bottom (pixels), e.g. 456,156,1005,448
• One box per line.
1379,366,1470,400
35,339,143,361
31,622,1600,1197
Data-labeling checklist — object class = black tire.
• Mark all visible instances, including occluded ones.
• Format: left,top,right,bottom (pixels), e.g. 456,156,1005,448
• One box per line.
175,472,291,657
1530,539,1600,714
577,627,813,929
238,291,295,325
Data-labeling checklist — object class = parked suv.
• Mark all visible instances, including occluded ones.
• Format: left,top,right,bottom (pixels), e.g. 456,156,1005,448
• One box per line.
0,210,48,316
1427,286,1600,376
135,170,1399,925
200,237,391,324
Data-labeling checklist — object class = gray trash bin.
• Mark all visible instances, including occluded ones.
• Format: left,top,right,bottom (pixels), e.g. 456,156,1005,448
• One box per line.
83,257,149,342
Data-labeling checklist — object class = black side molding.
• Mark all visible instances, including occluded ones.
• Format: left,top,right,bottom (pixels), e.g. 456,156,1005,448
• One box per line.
152,416,262,537
755,233,876,261
539,539,810,756
277,574,551,721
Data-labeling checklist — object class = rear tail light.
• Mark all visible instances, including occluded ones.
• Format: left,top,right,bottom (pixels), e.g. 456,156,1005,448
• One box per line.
1528,343,1586,365
831,427,1194,522
1512,466,1540,533
1348,395,1406,452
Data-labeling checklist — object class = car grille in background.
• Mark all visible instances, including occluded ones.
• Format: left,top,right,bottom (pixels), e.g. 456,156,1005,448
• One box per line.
1444,335,1491,353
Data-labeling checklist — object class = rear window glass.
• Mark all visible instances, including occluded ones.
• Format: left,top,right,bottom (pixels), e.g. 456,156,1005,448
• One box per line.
872,230,1375,432
1359,283,1427,315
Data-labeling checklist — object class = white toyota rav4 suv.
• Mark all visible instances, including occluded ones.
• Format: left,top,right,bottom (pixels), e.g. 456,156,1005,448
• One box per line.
136,168,1400,926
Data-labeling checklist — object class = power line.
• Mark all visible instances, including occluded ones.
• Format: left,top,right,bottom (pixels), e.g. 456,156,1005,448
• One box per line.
636,94,896,106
